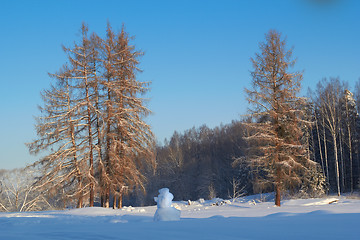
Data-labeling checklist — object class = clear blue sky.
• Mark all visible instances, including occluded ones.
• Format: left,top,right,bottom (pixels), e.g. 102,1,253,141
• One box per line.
0,0,359,169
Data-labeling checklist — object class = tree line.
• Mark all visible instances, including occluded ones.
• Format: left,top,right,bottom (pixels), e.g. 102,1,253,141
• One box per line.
308,78,360,196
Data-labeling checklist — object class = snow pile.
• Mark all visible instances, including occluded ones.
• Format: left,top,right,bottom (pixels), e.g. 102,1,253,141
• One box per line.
302,198,339,206
153,188,180,221
122,206,146,213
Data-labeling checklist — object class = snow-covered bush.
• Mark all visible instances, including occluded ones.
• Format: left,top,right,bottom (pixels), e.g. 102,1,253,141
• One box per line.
298,165,328,198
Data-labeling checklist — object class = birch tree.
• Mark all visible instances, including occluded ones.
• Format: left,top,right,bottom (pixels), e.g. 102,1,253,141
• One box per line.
310,79,360,194
313,78,344,196
340,89,358,192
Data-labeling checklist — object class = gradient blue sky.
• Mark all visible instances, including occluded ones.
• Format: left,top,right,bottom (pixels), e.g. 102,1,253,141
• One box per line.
0,0,359,169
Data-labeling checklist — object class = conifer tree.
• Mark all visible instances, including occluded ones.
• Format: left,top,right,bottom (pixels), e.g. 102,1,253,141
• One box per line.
243,30,315,206
29,23,154,208
98,23,155,208
61,23,99,206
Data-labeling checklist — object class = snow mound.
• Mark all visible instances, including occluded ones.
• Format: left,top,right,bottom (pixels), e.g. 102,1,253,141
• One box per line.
121,206,146,213
302,198,339,206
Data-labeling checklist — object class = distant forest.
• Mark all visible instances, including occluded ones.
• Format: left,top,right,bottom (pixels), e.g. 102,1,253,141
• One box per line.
135,77,360,206
0,24,359,211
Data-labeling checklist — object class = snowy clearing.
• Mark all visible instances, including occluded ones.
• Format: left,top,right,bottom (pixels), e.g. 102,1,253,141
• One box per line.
0,195,359,240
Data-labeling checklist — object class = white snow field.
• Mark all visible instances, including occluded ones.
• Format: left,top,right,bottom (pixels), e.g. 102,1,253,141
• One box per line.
0,195,359,240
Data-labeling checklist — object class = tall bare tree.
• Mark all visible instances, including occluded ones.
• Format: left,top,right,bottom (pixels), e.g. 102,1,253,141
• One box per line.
313,78,344,196
340,89,358,192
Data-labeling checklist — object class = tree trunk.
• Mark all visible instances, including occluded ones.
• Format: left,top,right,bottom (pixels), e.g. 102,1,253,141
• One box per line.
332,133,341,196
117,193,123,209
85,68,95,207
95,71,103,207
101,194,104,207
310,125,316,161
339,127,345,190
315,114,325,174
306,131,311,161
275,152,281,207
63,190,67,209
113,195,117,209
323,117,330,184
66,78,83,209
77,194,83,208
345,101,354,192
105,187,110,208
87,113,94,207
348,128,353,193
275,183,281,207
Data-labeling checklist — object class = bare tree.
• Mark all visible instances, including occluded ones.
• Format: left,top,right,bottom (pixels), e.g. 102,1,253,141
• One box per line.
313,108,326,179
0,168,53,212
340,89,358,192
228,178,246,202
313,78,344,196
322,114,330,183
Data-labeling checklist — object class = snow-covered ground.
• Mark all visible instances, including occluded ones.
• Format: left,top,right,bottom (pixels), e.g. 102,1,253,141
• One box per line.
0,195,359,239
